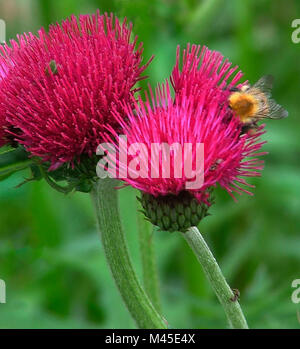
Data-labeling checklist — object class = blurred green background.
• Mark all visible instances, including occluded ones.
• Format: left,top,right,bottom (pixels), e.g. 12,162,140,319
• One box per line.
0,0,300,329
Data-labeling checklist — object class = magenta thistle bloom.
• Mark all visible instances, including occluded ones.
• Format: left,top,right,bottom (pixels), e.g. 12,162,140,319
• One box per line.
100,45,267,204
101,77,266,231
99,44,268,231
0,61,9,147
171,44,244,104
102,82,266,202
0,11,151,169
0,116,5,147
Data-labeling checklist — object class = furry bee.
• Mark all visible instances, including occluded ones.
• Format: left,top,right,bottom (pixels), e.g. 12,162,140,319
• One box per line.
228,75,288,134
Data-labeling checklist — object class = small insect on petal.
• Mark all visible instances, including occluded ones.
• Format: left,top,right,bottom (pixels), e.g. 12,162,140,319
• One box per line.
45,60,59,76
210,159,223,171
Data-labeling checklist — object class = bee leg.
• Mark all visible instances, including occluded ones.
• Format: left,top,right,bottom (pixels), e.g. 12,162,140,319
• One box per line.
241,125,251,134
222,86,240,92
229,87,240,92
241,122,259,135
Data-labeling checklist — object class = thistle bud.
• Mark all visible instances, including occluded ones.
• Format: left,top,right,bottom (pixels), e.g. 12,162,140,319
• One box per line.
140,191,211,233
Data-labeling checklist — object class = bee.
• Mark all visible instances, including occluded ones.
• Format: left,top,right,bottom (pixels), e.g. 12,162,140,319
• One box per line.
228,75,288,134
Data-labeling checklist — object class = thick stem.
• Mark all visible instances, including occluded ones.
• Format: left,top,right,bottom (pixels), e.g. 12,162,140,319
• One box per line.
183,226,249,329
137,205,161,312
91,178,167,329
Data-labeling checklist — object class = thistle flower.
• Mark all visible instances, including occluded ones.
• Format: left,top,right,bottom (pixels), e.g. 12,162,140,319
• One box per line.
0,11,152,170
100,79,266,232
0,114,5,147
0,61,9,147
171,44,244,104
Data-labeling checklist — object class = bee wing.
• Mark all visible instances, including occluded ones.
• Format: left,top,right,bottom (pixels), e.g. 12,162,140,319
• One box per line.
251,75,274,97
249,75,288,120
267,99,289,119
251,100,288,121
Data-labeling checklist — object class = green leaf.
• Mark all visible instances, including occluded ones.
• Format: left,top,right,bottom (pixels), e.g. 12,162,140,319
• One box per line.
30,164,43,181
0,145,16,155
0,160,32,181
0,145,33,182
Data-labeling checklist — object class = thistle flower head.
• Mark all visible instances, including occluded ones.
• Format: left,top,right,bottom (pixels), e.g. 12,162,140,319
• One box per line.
0,61,9,146
100,45,267,231
103,83,265,202
0,11,151,169
171,44,244,104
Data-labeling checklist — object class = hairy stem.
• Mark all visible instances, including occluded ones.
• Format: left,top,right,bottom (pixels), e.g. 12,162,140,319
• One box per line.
137,204,161,312
183,226,249,329
91,178,167,329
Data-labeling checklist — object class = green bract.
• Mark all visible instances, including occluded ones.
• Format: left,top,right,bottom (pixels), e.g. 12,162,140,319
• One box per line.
139,191,212,232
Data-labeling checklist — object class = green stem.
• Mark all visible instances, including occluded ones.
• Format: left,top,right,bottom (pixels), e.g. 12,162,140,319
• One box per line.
137,204,161,312
183,226,249,329
39,165,77,194
91,178,167,329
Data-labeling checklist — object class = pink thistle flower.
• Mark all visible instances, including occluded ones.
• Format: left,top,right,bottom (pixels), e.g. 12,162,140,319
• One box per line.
171,44,244,104
99,45,267,231
0,61,9,147
0,11,152,169
101,82,266,203
0,117,5,147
